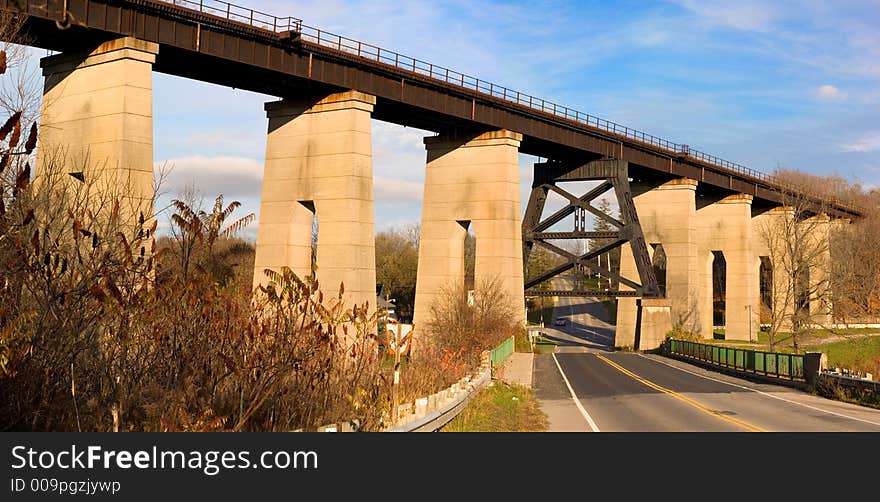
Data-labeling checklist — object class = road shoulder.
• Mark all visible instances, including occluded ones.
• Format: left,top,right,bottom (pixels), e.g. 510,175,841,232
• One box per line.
533,352,593,431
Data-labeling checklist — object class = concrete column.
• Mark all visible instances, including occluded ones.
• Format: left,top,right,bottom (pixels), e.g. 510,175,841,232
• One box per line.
754,208,833,330
696,194,757,341
413,130,524,328
253,91,377,311
37,37,158,224
805,213,832,326
752,206,796,331
617,179,700,348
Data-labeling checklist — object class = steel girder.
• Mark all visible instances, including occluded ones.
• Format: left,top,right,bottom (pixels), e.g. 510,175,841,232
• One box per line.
522,159,659,298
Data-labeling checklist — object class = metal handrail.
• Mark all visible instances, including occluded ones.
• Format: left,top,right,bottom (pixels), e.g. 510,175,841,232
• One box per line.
155,0,861,214
667,339,805,381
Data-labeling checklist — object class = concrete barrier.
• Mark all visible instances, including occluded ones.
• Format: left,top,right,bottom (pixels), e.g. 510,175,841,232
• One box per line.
387,351,492,432
310,351,493,433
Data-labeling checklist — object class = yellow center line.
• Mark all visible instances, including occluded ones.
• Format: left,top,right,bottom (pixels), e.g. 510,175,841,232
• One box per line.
594,353,767,432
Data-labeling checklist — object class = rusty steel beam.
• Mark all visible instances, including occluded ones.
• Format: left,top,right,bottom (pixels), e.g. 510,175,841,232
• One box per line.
526,231,619,240
528,290,640,298
2,0,863,219
522,159,659,298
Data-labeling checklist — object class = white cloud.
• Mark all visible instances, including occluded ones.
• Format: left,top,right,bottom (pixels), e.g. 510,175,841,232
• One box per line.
816,84,847,101
376,215,421,232
841,132,880,152
374,176,424,202
670,0,778,31
636,29,671,47
156,156,264,199
186,131,264,149
144,0,878,231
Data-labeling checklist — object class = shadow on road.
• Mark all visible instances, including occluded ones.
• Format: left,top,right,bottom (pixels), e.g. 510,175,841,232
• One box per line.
543,298,615,351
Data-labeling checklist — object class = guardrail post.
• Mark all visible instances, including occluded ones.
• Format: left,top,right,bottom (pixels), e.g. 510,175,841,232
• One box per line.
804,352,827,388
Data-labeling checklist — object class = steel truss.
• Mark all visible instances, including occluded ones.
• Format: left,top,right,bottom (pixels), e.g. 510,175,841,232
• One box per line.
522,159,659,298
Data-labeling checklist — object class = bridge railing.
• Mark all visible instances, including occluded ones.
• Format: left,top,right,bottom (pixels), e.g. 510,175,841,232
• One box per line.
152,0,860,214
164,0,302,32
666,339,806,382
489,336,515,374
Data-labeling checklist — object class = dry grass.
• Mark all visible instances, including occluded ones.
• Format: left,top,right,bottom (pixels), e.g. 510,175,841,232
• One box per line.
440,382,548,432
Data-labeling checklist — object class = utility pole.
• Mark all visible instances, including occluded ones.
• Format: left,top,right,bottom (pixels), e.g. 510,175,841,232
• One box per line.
392,321,401,425
748,304,753,343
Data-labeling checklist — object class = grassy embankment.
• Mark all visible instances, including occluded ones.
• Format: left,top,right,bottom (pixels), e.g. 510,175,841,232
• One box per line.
440,382,548,432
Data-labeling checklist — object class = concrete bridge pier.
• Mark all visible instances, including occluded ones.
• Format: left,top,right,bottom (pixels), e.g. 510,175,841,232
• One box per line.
805,213,833,327
413,130,525,329
807,214,833,326
253,91,377,312
37,37,158,227
753,206,796,331
617,178,701,348
752,206,833,331
696,194,757,341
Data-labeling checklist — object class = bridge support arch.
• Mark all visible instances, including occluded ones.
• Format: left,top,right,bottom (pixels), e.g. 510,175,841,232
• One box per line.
253,91,377,311
413,130,525,329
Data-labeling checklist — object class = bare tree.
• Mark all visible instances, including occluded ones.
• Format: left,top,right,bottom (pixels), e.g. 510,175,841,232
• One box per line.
771,168,880,328
0,17,388,431
757,191,833,353
588,196,619,291
424,276,518,369
831,202,880,325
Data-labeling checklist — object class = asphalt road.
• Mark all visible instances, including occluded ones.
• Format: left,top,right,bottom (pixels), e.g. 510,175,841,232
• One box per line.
538,278,615,351
536,352,880,431
534,288,880,432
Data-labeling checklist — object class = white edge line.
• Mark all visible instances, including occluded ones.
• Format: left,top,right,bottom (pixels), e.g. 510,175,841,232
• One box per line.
552,352,601,432
638,353,880,428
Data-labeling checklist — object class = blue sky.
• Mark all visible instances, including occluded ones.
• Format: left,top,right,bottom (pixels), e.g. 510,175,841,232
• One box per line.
149,0,880,238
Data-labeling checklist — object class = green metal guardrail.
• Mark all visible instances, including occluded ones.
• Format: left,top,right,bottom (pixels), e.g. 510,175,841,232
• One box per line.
490,336,515,374
666,339,805,382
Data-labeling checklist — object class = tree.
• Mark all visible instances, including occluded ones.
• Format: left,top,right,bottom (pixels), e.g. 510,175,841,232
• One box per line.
424,276,518,370
758,192,832,353
168,193,255,283
830,198,880,324
374,225,419,321
524,245,565,324
757,166,880,352
588,196,619,291
464,227,475,291
525,245,565,288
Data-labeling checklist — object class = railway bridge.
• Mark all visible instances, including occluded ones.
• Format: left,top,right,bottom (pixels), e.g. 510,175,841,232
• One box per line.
3,0,862,348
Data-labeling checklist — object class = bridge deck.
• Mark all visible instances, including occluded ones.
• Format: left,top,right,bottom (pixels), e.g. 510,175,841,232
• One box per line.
4,0,862,218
